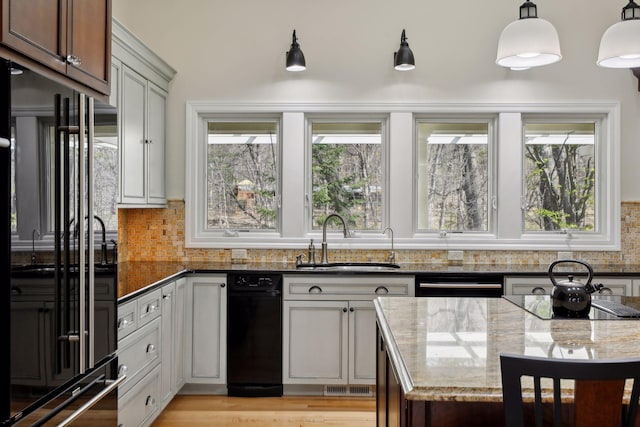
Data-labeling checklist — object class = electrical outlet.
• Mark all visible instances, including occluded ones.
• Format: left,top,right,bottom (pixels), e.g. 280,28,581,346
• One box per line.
448,250,464,261
231,249,248,259
557,251,573,259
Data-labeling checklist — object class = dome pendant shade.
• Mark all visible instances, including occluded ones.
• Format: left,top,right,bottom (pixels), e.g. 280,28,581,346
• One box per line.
286,30,306,72
394,29,415,71
597,1,640,68
496,17,562,69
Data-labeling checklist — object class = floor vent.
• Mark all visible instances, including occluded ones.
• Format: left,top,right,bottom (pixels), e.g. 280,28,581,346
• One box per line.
323,385,374,397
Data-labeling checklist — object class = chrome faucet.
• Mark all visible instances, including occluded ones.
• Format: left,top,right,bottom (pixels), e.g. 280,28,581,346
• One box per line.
383,227,395,264
320,213,349,264
31,228,40,264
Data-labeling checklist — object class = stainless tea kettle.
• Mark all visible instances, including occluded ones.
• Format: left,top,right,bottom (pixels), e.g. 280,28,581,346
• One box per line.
549,259,603,318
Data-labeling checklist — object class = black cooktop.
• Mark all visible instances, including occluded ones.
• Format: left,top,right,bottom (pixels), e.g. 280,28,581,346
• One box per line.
503,295,640,320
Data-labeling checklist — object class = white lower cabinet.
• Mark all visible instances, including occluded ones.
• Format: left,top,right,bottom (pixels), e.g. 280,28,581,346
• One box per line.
159,278,186,409
282,274,414,391
117,278,186,427
184,275,227,384
118,364,161,427
284,300,349,384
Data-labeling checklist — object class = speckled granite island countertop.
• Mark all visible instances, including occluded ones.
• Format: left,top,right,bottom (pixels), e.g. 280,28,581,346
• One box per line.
374,296,640,403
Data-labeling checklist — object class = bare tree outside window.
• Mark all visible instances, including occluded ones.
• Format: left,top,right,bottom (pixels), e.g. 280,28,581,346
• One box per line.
311,121,383,230
417,122,490,232
523,122,596,231
207,121,279,230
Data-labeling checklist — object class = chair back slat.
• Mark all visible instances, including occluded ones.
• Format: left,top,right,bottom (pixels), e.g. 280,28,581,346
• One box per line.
500,353,640,427
552,378,562,427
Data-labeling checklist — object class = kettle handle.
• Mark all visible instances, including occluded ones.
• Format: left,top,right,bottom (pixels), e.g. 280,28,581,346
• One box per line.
548,259,594,288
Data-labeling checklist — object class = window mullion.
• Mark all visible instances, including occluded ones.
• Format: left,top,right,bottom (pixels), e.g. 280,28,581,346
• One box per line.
496,112,524,240
281,112,306,238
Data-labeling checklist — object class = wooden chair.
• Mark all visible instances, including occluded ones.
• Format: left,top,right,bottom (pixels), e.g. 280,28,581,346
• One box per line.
500,353,640,427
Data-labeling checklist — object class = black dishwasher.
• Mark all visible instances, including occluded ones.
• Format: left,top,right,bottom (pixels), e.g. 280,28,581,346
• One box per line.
415,274,504,297
227,273,283,397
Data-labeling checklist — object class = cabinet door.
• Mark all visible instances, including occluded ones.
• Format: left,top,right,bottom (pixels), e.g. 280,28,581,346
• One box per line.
348,300,376,385
283,300,348,384
120,65,146,204
184,276,227,383
10,302,47,386
65,0,110,94
146,82,167,204
173,278,186,391
0,0,67,73
159,281,175,407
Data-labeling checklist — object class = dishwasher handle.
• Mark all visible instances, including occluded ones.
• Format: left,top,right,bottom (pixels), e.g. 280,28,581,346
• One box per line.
418,282,503,289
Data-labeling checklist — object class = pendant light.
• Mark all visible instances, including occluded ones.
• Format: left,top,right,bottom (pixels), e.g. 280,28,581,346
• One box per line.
285,30,306,72
394,29,415,71
496,0,562,70
597,0,640,68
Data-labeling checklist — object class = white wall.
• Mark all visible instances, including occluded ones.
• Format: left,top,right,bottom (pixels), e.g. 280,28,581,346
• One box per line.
112,0,640,201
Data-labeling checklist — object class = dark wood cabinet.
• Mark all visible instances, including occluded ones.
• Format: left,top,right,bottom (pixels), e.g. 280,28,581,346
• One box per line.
0,0,111,95
377,323,411,427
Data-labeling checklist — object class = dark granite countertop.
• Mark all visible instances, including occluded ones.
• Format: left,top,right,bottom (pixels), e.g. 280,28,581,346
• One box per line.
116,261,640,302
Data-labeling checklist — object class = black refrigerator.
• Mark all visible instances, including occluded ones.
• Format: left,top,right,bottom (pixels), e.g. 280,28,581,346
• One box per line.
0,59,122,426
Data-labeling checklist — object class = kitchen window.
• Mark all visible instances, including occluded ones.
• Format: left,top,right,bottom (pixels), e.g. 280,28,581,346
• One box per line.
206,120,280,231
308,118,386,231
416,119,493,233
186,103,619,250
523,121,596,233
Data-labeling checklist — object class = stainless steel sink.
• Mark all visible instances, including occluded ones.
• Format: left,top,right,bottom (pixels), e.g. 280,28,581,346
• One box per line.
296,262,400,271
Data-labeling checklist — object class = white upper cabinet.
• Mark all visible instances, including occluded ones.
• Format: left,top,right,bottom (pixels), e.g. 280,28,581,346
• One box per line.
111,19,176,207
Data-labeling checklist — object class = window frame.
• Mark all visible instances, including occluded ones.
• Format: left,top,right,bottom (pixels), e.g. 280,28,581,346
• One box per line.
413,115,497,237
304,114,390,235
185,102,620,251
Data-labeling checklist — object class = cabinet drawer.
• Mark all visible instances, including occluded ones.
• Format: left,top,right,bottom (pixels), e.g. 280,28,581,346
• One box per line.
117,317,161,395
137,289,162,327
506,276,631,296
283,275,414,300
117,300,138,339
118,364,161,427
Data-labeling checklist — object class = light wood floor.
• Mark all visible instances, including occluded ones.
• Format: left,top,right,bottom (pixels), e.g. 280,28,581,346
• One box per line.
150,395,376,427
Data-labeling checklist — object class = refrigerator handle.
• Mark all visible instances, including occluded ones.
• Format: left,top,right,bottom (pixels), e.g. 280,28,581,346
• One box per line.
78,93,87,374
87,96,95,370
56,375,126,427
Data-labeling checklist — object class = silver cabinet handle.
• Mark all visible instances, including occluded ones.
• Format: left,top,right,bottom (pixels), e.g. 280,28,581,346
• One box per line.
308,285,322,294
163,294,171,300
145,395,156,407
375,286,389,295
598,287,613,295
0,137,10,148
118,318,129,329
531,286,547,295
146,344,156,354
118,364,128,377
146,304,157,313
66,55,82,66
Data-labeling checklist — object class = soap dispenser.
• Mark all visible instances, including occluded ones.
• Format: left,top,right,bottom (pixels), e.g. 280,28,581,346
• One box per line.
308,239,316,265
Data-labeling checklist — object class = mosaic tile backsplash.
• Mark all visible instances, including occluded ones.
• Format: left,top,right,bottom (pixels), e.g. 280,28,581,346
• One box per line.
118,200,640,266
